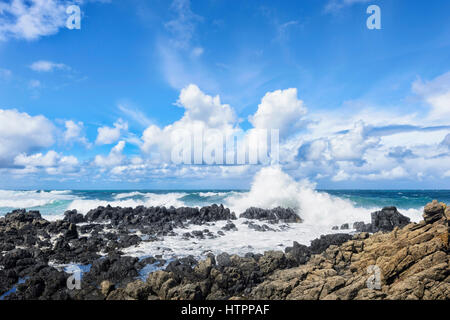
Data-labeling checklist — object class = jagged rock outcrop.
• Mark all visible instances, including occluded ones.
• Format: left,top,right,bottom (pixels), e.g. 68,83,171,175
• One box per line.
240,207,302,223
103,201,448,300
63,210,86,224
250,203,449,300
353,206,410,233
423,200,446,224
86,204,236,228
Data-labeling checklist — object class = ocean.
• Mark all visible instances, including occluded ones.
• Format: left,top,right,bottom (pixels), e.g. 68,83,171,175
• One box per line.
1,189,448,220
1,188,448,259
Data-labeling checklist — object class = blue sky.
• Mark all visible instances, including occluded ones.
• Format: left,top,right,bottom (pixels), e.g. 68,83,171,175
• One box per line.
0,0,450,189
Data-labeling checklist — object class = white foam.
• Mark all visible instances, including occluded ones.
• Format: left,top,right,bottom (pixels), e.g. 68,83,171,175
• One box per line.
0,190,76,209
224,166,374,226
67,192,188,214
113,191,147,199
49,190,73,195
123,219,346,260
198,192,230,197
42,214,66,222
399,207,423,223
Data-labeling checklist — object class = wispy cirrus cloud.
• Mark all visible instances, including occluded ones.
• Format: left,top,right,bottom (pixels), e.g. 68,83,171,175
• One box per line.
30,60,70,72
118,104,153,128
164,0,203,49
157,0,211,90
412,71,450,121
0,68,12,79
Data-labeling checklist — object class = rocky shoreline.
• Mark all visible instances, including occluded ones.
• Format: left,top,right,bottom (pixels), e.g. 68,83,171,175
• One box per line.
0,201,448,300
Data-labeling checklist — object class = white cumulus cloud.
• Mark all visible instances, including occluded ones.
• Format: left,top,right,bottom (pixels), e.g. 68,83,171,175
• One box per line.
249,88,307,139
63,120,89,146
95,119,128,145
94,141,126,167
13,150,79,175
141,84,238,161
0,109,55,167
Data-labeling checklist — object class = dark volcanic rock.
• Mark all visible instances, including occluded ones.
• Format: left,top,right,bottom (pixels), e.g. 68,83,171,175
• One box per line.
353,221,370,232
246,221,275,232
64,223,78,240
84,204,236,237
285,241,311,265
165,256,198,282
216,252,232,268
11,267,69,300
370,206,410,232
340,223,349,230
240,207,302,223
309,234,353,255
64,210,86,224
82,255,142,288
221,221,237,231
353,207,410,233
5,209,43,223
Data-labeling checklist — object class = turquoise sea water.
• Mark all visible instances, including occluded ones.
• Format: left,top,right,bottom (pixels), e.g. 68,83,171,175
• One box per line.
0,189,449,217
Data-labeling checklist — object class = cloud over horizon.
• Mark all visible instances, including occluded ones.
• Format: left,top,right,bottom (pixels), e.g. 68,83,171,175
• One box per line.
1,68,450,188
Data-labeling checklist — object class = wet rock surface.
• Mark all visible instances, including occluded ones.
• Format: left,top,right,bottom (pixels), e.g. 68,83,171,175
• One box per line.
0,202,448,300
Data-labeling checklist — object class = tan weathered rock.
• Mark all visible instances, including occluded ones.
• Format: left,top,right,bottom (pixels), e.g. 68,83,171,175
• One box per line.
106,288,134,300
167,283,202,300
258,251,290,274
125,280,151,300
194,256,214,279
248,201,449,300
146,270,177,298
423,200,446,224
100,280,114,296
